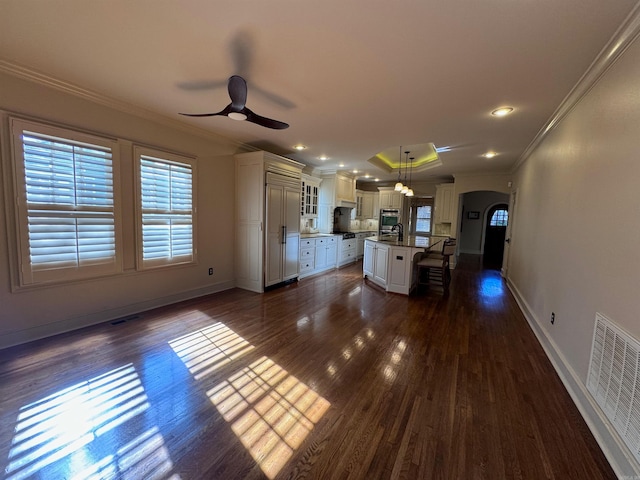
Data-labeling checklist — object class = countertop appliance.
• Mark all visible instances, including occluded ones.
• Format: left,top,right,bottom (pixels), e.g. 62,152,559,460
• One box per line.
379,209,401,235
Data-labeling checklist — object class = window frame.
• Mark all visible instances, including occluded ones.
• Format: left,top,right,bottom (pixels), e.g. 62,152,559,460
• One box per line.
9,117,123,287
133,146,197,271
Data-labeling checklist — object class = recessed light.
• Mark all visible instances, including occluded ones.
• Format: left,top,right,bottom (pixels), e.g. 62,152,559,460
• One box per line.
364,174,371,179
374,178,380,182
338,163,345,168
293,144,307,151
483,152,497,158
352,169,358,174
318,155,328,161
491,107,513,117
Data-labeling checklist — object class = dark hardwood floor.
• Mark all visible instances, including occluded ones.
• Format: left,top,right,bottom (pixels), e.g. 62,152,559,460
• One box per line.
0,255,615,479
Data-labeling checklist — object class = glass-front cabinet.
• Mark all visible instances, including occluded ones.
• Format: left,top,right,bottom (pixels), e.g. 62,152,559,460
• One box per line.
301,174,320,218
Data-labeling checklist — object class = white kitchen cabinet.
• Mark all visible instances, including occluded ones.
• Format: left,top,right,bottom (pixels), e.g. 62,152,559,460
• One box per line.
299,235,338,279
355,191,376,219
363,239,389,288
338,237,357,266
315,236,338,271
434,183,455,223
301,174,320,218
356,231,376,259
299,238,316,275
378,187,404,212
235,151,305,292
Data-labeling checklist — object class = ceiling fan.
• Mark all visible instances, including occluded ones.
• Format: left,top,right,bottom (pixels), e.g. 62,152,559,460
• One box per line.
179,75,289,130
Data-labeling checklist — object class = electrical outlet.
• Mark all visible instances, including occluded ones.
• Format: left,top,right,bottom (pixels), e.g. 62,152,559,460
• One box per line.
551,312,555,325
208,267,213,275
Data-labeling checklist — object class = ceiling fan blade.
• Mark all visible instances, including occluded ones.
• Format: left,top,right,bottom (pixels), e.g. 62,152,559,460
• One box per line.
176,79,227,91
228,75,247,110
178,104,232,117
244,108,289,130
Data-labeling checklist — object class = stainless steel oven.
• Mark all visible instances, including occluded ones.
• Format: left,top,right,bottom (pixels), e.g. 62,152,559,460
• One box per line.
379,209,401,234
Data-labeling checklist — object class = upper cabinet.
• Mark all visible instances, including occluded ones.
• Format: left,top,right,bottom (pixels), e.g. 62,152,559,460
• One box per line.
355,190,377,219
434,183,455,223
378,187,404,211
319,172,356,206
301,174,320,218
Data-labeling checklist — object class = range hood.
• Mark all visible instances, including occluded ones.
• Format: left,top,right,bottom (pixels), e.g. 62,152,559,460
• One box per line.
336,200,356,208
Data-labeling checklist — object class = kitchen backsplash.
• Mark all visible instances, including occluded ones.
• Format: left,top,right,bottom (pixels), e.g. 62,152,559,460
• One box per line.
300,217,379,233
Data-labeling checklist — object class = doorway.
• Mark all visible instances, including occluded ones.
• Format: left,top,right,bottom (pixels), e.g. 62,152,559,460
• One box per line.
483,204,508,268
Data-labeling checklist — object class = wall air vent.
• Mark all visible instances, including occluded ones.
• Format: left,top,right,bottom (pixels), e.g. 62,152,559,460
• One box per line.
587,312,640,465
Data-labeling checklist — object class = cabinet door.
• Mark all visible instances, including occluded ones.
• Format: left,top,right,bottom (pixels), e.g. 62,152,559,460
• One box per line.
265,184,284,286
373,244,389,285
315,243,328,269
326,242,338,267
435,184,454,223
362,193,374,219
390,193,403,210
337,175,355,201
379,191,390,209
363,241,375,277
283,186,301,281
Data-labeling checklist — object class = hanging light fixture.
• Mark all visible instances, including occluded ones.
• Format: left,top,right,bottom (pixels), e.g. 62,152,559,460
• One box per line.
394,145,404,191
406,157,414,197
401,151,410,194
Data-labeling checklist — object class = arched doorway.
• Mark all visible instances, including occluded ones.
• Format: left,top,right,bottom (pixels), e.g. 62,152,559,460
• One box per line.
483,203,508,268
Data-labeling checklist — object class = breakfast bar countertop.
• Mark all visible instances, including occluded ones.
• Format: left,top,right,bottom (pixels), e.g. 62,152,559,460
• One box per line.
366,235,449,250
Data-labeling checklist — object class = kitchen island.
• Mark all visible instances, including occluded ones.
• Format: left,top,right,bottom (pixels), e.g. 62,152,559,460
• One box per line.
363,235,449,295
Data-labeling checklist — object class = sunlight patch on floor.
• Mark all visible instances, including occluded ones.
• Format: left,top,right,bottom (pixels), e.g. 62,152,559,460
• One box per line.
168,322,255,380
5,364,178,480
207,356,331,479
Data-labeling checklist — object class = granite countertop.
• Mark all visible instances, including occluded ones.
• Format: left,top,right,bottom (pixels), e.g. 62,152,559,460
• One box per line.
366,235,449,250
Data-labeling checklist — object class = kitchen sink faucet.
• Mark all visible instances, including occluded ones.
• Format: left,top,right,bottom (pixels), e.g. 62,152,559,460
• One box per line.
392,223,404,241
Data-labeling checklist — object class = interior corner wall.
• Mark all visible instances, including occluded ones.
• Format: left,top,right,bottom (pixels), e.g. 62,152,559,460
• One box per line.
0,72,239,349
507,33,640,476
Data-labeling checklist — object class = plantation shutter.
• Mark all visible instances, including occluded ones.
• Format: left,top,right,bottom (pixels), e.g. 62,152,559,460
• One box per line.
13,120,121,285
139,155,194,267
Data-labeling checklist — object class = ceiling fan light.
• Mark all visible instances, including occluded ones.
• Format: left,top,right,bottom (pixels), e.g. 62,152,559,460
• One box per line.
491,107,513,117
394,182,404,191
228,112,247,121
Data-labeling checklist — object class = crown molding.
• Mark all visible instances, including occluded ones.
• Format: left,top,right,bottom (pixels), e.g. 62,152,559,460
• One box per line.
0,59,245,148
513,2,640,172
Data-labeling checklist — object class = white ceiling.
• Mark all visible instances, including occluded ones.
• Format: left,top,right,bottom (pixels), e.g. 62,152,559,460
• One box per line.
1,1,637,184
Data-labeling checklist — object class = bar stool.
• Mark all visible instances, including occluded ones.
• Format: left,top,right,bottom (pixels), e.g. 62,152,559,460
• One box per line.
416,238,456,293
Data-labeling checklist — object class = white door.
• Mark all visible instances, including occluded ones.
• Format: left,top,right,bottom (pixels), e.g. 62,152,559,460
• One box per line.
265,184,284,287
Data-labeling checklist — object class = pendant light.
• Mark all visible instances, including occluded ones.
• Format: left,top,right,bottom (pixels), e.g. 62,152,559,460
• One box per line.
400,151,410,194
406,157,414,197
394,146,404,191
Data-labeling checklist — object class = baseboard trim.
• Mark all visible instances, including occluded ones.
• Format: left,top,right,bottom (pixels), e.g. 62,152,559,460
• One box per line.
0,280,235,350
506,277,640,478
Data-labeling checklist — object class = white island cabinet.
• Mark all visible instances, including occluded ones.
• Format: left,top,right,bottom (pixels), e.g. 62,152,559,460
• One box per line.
363,236,448,295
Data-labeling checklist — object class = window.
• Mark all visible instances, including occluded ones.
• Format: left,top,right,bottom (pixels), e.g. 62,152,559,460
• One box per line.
10,118,121,286
489,209,508,227
135,147,196,269
415,205,433,234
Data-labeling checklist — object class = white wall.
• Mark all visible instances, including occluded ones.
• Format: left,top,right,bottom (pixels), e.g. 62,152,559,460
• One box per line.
0,72,239,348
507,24,640,476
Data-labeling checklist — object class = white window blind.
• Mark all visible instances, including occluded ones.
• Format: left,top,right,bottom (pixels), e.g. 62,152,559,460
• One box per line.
11,119,121,285
137,151,195,269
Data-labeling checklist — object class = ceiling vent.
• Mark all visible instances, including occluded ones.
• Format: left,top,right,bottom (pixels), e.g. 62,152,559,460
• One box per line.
587,312,640,465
